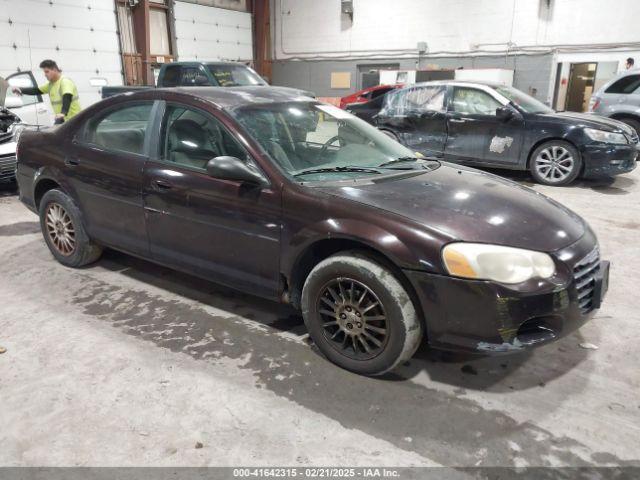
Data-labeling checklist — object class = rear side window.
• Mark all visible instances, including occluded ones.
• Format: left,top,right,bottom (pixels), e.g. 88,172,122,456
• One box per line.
605,75,640,94
381,86,444,116
85,103,154,155
162,65,181,87
370,87,393,99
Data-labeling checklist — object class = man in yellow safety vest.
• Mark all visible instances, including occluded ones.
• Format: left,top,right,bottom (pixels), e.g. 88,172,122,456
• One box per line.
12,59,81,124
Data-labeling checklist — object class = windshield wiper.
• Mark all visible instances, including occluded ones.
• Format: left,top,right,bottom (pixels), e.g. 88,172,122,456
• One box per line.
293,166,382,177
379,156,436,168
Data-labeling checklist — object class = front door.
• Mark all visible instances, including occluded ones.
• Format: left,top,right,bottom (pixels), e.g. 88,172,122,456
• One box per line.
143,102,282,299
376,85,447,156
69,101,155,255
5,71,54,126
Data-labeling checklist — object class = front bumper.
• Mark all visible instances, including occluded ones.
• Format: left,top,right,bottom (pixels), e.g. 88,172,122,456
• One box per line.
0,139,17,182
404,231,608,354
581,142,638,178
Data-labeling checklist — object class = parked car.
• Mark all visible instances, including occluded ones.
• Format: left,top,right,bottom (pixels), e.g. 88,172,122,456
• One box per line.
338,84,403,109
102,61,315,99
0,77,30,182
589,68,640,135
16,87,609,375
351,81,638,186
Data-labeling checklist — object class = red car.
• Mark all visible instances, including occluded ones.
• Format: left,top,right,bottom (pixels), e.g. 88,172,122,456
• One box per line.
339,84,403,109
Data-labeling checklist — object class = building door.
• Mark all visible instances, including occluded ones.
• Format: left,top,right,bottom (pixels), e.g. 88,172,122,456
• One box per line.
565,63,596,112
356,64,400,90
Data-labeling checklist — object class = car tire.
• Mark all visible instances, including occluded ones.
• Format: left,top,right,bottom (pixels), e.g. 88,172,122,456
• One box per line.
301,252,423,376
39,189,103,267
529,140,582,186
619,117,640,137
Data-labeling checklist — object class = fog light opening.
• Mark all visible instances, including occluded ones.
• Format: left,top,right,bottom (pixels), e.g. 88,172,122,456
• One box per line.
516,317,558,345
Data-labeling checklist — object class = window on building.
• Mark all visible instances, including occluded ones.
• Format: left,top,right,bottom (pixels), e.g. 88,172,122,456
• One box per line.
150,8,171,56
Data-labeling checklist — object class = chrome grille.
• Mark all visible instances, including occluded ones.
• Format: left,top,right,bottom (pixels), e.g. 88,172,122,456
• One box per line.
0,154,17,180
573,247,600,314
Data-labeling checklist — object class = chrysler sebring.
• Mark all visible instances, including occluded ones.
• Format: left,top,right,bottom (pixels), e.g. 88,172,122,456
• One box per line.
16,87,609,375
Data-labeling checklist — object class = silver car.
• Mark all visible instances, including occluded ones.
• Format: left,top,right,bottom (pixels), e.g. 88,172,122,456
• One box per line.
590,69,640,135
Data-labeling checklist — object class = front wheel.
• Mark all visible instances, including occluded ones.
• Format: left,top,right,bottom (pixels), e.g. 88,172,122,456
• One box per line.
529,140,582,186
301,252,423,376
39,189,103,267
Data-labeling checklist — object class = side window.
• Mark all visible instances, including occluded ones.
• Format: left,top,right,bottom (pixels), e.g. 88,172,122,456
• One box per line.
6,73,41,107
404,86,445,112
161,105,248,171
380,89,406,116
370,87,392,100
86,103,153,155
162,66,181,87
451,87,502,115
380,87,444,116
605,75,640,94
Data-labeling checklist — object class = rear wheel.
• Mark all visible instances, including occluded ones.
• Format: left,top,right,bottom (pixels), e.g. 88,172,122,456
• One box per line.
529,140,582,186
39,189,102,267
301,252,423,376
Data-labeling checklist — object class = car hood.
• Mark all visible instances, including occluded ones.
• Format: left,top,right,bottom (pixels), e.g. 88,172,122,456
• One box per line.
266,85,316,99
317,164,586,252
537,111,632,134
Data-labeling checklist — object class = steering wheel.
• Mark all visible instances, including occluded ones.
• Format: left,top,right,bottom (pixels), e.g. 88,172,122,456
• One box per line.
318,135,342,160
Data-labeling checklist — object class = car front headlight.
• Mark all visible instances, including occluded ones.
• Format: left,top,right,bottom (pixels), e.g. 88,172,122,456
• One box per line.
442,243,556,284
584,128,628,145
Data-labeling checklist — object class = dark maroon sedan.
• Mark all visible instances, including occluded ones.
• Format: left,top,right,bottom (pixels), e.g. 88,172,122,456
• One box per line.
16,87,609,375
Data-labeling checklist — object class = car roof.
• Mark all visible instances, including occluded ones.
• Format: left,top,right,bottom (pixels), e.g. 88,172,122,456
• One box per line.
154,86,313,109
165,61,250,67
407,80,506,89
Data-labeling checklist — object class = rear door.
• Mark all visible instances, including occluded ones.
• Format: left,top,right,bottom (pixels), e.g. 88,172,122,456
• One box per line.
376,85,447,156
445,85,523,165
143,102,282,298
5,71,54,126
68,100,156,255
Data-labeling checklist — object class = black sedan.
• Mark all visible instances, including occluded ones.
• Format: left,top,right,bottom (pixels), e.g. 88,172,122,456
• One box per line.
347,81,638,185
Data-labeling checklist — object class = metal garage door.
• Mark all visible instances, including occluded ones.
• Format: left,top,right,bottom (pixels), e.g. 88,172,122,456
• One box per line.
0,0,122,108
173,1,253,62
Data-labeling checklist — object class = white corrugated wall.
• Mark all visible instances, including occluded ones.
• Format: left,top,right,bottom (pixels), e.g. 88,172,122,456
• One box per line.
0,0,123,107
173,1,253,62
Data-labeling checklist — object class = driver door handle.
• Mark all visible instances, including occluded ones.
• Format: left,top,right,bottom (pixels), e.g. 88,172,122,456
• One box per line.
449,118,468,123
153,180,173,191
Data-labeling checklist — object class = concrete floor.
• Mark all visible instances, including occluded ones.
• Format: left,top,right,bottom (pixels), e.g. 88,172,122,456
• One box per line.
0,168,639,468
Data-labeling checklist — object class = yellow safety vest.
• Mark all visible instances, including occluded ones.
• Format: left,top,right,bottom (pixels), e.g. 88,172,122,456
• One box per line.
39,76,81,119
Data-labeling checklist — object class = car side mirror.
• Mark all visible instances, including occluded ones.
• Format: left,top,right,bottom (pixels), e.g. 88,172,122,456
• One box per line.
496,106,514,121
5,96,23,109
206,156,267,186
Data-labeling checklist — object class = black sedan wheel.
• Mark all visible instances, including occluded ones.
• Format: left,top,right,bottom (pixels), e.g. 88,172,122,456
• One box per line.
301,252,423,376
39,189,103,267
530,140,582,186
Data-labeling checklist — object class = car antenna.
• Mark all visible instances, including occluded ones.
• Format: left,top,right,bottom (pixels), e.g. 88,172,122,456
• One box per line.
26,28,41,130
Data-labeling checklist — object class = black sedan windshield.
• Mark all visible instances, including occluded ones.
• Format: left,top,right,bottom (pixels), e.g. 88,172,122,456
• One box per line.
496,86,553,114
231,102,433,181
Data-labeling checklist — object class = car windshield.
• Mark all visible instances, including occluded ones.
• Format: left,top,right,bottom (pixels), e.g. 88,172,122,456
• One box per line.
231,102,436,182
207,64,267,87
495,86,553,114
